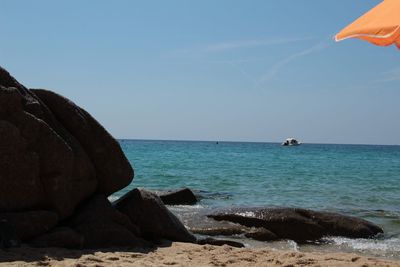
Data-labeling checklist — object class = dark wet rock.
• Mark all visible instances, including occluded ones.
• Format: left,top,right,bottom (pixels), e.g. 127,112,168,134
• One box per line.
181,207,256,238
69,195,147,248
208,207,383,242
30,227,83,249
114,189,196,243
245,228,278,241
159,188,198,205
0,220,20,248
181,208,265,239
174,205,246,237
0,211,58,241
190,226,246,236
197,237,245,248
187,216,277,241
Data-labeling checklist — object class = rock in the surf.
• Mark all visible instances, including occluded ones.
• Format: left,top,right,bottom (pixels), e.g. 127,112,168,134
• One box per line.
159,188,198,205
244,228,278,241
208,207,383,242
190,226,245,236
114,189,196,243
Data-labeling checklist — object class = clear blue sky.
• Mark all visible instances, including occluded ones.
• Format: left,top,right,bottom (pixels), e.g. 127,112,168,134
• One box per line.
1,0,399,145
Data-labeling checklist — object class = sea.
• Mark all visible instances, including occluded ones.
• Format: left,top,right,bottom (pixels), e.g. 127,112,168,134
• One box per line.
113,140,400,260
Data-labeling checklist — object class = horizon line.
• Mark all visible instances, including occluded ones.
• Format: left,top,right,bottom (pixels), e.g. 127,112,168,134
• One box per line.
116,138,400,147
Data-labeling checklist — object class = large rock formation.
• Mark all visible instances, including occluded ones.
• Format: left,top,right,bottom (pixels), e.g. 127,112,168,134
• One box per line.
0,66,134,244
208,207,383,242
31,89,133,195
0,67,133,218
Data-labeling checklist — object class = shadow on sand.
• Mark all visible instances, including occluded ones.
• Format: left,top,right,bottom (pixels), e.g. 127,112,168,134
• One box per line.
0,240,173,264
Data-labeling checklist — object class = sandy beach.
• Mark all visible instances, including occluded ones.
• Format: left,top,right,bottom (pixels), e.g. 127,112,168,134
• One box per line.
1,242,399,267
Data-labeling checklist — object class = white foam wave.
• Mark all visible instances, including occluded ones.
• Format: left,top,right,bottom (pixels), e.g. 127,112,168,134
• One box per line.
287,240,300,251
168,204,206,212
108,195,120,202
324,236,400,258
235,211,257,217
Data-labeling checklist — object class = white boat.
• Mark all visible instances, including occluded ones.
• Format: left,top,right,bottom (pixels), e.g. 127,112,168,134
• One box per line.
282,138,301,146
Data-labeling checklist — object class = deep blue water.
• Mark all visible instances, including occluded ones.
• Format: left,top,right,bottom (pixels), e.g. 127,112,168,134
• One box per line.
115,140,400,258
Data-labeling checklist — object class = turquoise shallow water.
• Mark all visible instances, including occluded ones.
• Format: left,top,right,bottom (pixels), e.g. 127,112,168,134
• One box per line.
115,140,400,259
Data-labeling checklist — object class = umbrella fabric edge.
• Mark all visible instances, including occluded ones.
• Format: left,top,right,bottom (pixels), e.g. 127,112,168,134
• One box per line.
335,25,400,48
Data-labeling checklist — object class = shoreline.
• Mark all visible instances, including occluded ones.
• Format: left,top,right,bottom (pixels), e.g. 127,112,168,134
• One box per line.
1,242,399,267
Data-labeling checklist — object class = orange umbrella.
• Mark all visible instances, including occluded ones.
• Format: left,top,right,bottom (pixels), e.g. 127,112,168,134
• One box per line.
335,0,400,48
